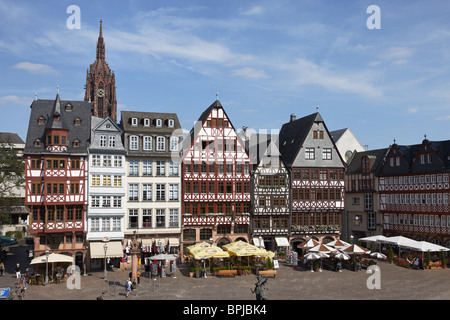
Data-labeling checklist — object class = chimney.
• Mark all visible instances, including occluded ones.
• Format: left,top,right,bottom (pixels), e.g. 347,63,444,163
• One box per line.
290,113,296,122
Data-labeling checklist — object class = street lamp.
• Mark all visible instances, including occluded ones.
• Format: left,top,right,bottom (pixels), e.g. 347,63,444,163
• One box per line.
45,249,49,286
103,243,108,280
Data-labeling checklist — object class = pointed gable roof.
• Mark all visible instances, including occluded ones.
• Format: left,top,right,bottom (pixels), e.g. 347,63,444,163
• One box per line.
45,91,68,131
279,112,322,166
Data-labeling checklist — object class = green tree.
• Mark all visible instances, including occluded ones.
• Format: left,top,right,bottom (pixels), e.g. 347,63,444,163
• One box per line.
0,139,25,224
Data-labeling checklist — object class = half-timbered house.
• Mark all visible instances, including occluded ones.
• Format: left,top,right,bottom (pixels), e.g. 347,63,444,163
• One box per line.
378,138,450,247
181,99,252,256
24,91,91,268
279,112,346,250
249,133,290,252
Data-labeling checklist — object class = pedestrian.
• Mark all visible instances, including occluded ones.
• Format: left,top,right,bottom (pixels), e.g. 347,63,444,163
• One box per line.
97,292,105,300
0,262,4,277
136,271,140,286
125,277,132,297
15,263,21,279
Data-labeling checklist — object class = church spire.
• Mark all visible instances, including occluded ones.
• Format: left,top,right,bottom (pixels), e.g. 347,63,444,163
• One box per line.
96,19,105,61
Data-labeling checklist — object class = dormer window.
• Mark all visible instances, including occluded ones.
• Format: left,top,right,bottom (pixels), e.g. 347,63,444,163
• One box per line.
156,119,162,128
144,118,150,127
65,104,73,111
73,139,80,147
131,118,138,126
34,138,42,147
37,116,45,125
168,119,174,128
74,118,82,126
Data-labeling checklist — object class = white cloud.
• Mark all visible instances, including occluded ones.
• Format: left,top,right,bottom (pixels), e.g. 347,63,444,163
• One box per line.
284,58,382,98
230,67,269,79
0,95,32,106
407,107,418,113
13,62,56,74
436,115,450,121
242,6,264,16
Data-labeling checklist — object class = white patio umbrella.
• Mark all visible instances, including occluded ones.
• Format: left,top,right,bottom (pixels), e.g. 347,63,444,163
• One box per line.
297,239,320,250
304,252,321,272
370,252,387,260
334,252,350,260
327,239,351,249
381,236,420,259
30,253,74,265
341,244,370,255
309,243,337,254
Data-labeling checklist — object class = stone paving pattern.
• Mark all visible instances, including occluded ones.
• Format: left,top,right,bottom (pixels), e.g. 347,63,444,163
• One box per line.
1,240,450,300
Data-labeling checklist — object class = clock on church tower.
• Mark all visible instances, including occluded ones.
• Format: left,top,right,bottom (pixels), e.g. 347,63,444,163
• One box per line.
84,20,117,122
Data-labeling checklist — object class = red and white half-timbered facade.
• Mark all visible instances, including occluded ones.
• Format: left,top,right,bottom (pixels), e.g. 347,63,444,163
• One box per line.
378,138,450,247
181,100,252,255
24,92,91,268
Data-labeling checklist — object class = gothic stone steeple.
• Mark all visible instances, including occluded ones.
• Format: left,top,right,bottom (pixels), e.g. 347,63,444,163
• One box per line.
84,19,117,122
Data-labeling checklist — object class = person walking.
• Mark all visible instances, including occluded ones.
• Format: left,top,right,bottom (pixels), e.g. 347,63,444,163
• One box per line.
15,263,21,279
125,278,132,297
136,271,140,286
0,262,4,277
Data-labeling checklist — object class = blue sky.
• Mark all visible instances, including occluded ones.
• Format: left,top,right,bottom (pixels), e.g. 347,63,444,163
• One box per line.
1,0,450,150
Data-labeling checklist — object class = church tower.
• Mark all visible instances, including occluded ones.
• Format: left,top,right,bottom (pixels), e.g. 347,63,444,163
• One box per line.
84,20,117,122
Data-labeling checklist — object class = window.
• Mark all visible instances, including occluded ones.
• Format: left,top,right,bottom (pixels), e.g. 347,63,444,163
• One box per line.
156,119,162,127
129,160,139,176
169,184,179,201
143,136,152,151
144,118,150,127
129,184,138,201
142,184,152,201
305,148,315,159
112,217,121,231
142,209,152,228
156,161,165,176
322,148,332,160
113,196,122,208
365,193,373,211
131,118,138,126
91,175,101,186
102,196,111,208
92,155,101,167
91,196,100,207
91,218,100,232
143,160,152,176
70,182,79,194
113,175,122,187
108,136,116,148
130,136,138,150
100,135,106,147
168,119,174,128
170,137,178,151
128,209,138,228
103,155,112,167
157,137,165,151
156,184,165,201
169,161,179,176
169,209,179,227
102,175,111,186
114,156,122,167
156,209,165,227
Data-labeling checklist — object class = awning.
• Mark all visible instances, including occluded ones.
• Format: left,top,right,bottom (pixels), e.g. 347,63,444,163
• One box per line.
141,239,153,246
168,238,179,246
275,237,289,247
90,241,123,259
252,238,263,247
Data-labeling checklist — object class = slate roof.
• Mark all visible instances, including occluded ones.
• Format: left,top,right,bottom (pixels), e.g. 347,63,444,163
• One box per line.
378,139,450,176
346,148,388,175
24,95,92,155
278,112,323,166
120,110,181,134
0,132,25,145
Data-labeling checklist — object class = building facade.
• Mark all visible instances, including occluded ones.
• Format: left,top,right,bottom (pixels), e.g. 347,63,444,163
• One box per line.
279,112,346,250
86,116,126,269
24,92,91,269
378,138,450,247
121,111,182,258
249,133,290,252
344,148,388,242
181,100,252,256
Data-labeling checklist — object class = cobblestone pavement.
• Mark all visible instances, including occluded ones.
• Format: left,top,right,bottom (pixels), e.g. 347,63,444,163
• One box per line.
1,241,450,301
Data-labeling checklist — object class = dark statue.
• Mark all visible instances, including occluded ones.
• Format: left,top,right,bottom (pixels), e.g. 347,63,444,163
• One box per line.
251,275,268,300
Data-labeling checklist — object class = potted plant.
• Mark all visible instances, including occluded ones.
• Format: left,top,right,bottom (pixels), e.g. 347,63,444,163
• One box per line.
425,251,431,269
441,251,447,269
388,246,394,264
189,262,195,277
